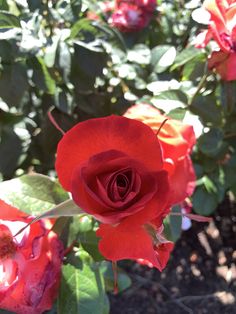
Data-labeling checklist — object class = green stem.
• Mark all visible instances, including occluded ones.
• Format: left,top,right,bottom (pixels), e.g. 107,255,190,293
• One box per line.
188,73,208,106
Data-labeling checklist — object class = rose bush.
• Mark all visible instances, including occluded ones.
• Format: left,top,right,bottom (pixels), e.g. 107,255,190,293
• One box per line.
195,0,236,80
0,200,63,314
124,103,196,205
56,114,195,270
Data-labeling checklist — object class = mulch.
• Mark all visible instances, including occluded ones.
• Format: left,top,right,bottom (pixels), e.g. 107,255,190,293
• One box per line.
109,196,236,314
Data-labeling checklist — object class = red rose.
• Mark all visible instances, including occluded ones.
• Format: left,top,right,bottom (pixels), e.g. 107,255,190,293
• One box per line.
124,104,196,205
195,0,236,80
109,0,156,32
109,3,151,32
116,0,156,12
56,115,172,270
0,200,63,314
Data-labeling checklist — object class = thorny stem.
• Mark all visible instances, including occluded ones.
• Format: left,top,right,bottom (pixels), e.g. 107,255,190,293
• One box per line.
48,108,65,135
170,212,212,222
224,132,236,139
13,199,79,237
156,119,169,136
112,261,119,295
188,69,208,106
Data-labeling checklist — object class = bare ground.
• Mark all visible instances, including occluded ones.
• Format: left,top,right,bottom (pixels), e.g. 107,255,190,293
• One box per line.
109,197,236,314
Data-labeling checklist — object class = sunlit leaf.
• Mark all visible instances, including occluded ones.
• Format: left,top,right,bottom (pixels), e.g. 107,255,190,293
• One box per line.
58,263,109,314
0,11,21,29
0,174,69,215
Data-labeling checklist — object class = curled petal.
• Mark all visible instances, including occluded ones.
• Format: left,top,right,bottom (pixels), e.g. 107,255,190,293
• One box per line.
208,50,236,80
97,223,173,271
165,156,196,206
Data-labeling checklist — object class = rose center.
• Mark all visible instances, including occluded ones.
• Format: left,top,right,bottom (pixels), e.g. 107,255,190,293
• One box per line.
0,233,16,261
127,10,140,24
116,174,129,196
220,32,236,51
108,169,133,202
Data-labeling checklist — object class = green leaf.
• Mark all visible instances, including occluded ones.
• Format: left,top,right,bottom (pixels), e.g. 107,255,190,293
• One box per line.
44,36,60,68
70,0,82,17
127,44,151,65
73,42,107,77
29,57,56,94
0,63,28,107
0,0,8,11
153,89,188,104
0,174,69,215
164,205,182,242
69,215,93,238
70,19,96,39
0,11,21,29
168,108,186,120
151,89,188,112
57,41,71,83
171,46,204,70
58,263,109,314
223,155,236,187
192,186,218,216
220,80,236,114
79,230,104,262
67,213,94,243
34,199,82,220
190,95,223,125
230,184,236,198
101,261,132,293
151,45,176,73
197,175,217,194
209,168,226,203
198,129,224,157
182,53,206,81
27,0,43,11
71,42,108,92
0,128,22,177
0,109,23,125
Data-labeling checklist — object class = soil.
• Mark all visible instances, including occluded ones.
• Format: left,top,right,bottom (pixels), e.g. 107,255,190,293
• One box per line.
109,197,236,314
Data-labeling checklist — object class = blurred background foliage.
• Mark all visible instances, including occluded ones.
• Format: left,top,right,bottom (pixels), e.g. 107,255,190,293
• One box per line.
1,0,236,313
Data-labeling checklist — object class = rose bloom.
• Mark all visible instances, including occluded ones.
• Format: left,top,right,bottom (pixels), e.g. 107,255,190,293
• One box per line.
124,103,196,206
109,0,156,32
87,1,115,21
0,200,63,314
195,0,236,80
56,115,175,270
116,0,157,12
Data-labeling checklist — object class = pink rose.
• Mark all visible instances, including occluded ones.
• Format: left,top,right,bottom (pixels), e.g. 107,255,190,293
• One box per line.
195,0,236,80
109,0,157,32
0,200,63,314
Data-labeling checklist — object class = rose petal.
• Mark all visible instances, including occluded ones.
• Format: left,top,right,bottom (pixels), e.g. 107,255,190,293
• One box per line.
165,156,196,206
71,150,163,224
56,115,164,191
208,50,236,80
97,223,173,271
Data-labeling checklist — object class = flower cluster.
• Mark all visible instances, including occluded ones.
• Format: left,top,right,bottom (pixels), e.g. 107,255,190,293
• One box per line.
103,0,157,32
0,200,63,314
195,0,236,80
56,105,196,271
